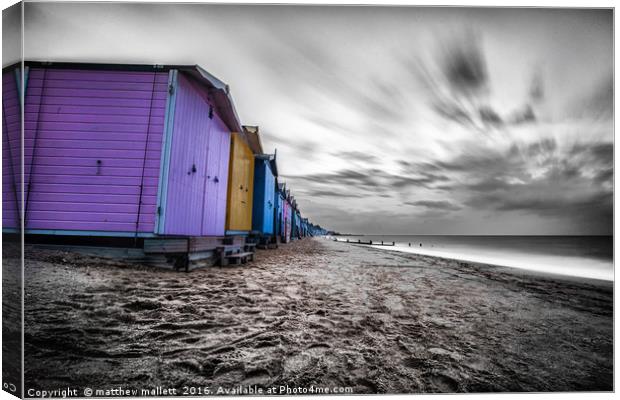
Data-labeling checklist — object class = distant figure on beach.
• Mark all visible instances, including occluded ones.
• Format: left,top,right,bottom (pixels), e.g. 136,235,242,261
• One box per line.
420,243,422,247
408,243,411,247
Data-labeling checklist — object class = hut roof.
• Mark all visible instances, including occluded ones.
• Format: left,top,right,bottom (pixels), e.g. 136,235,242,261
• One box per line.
255,153,279,178
13,61,243,133
243,126,263,155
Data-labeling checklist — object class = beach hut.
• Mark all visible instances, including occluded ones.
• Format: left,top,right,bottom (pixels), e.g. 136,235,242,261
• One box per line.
242,125,278,237
251,154,276,235
274,183,286,242
2,66,23,231
289,200,298,240
294,209,302,239
280,190,292,243
2,61,241,238
225,132,254,234
285,201,292,242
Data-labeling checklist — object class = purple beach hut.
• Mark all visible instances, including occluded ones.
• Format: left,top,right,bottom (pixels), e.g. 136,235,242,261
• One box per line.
2,61,242,239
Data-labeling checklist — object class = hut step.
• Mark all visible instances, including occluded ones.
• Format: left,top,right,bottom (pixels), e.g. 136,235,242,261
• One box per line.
223,251,254,265
244,243,257,251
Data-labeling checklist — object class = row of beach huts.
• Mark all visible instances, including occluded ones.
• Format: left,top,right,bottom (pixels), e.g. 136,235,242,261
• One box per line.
2,61,327,270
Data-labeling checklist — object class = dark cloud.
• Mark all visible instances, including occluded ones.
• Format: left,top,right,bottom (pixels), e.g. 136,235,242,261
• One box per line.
466,177,512,193
495,192,611,214
465,188,612,234
306,190,364,198
447,139,613,233
283,167,449,192
478,105,503,126
436,152,512,173
595,168,613,185
390,174,450,188
405,200,461,211
411,30,508,135
284,169,379,188
398,160,443,172
440,30,488,95
572,142,613,165
432,100,473,125
525,138,556,156
510,104,536,124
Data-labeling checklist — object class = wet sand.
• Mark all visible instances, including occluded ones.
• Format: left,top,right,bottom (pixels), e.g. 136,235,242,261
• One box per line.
22,237,612,394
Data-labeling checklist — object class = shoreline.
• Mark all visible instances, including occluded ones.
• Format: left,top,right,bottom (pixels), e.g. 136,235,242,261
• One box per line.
22,237,613,393
330,237,613,282
370,244,613,285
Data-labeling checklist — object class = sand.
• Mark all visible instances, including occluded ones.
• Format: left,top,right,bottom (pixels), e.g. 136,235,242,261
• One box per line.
19,237,612,394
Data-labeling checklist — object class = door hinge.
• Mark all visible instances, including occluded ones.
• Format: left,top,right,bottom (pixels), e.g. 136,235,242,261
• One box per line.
157,206,161,215
168,84,175,95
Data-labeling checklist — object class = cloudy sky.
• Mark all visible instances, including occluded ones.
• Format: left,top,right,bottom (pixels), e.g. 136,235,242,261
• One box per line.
18,3,613,234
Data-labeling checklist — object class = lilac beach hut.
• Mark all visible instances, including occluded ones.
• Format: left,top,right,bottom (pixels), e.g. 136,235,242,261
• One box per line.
2,62,242,238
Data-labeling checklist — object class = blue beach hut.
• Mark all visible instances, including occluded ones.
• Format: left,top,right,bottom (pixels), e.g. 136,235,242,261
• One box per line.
252,154,277,235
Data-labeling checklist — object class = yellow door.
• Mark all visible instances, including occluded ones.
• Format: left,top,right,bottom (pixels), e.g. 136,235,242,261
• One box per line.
226,133,254,231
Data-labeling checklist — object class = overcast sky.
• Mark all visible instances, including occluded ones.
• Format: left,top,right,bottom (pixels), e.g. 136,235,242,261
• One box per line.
18,3,613,234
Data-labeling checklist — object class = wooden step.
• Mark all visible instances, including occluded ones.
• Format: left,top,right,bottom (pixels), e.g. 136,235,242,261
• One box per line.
222,251,254,266
216,244,243,255
228,251,254,259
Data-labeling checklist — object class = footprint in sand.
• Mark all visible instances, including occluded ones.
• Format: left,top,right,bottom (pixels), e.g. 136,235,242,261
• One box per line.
213,366,245,384
240,368,271,386
283,353,315,373
402,356,429,369
283,344,331,374
306,314,336,329
428,373,459,392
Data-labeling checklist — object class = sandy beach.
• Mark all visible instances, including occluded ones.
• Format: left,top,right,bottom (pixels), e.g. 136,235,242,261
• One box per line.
21,237,612,394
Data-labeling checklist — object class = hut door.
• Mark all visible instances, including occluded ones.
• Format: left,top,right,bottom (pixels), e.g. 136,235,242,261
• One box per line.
201,114,229,236
163,73,211,236
264,168,275,233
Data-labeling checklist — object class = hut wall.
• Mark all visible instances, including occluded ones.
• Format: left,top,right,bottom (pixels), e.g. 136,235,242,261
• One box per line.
251,158,275,234
15,67,168,234
2,68,22,229
291,210,297,239
162,72,231,236
275,191,285,238
226,132,254,232
283,200,292,243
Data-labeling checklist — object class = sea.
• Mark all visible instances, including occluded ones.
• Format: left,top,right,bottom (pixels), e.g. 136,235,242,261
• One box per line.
334,235,613,281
